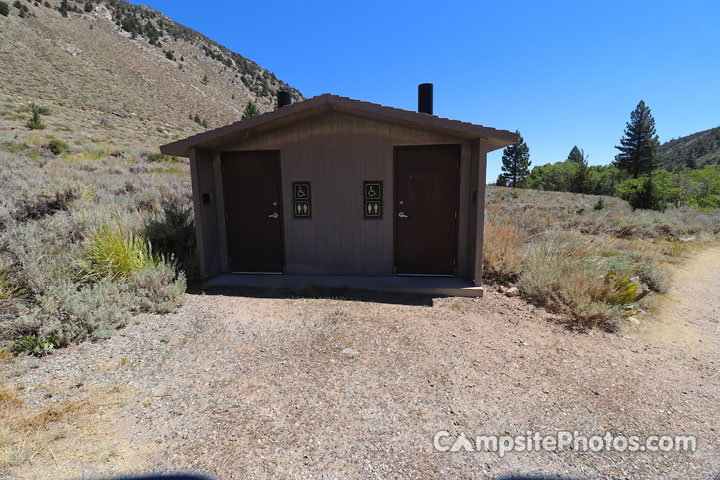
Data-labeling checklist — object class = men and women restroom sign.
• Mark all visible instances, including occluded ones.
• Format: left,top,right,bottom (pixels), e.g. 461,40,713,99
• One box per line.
292,182,311,218
363,181,382,218
291,181,383,219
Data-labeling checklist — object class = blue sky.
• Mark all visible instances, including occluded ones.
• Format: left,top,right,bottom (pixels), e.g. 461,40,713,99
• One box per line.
143,0,720,182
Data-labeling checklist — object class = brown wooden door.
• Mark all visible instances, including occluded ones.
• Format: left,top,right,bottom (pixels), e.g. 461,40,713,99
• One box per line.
222,151,283,273
395,145,459,275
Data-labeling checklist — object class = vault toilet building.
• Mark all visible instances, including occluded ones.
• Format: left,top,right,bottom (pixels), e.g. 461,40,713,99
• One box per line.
160,85,517,296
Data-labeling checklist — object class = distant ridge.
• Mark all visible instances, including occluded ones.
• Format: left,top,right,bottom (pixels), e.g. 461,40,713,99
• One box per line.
0,0,303,148
660,125,720,169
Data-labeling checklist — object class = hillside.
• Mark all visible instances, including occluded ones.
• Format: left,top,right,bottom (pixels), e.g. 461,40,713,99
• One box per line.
0,0,303,149
660,125,720,169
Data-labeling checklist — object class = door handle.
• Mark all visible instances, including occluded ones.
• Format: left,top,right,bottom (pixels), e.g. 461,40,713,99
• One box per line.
268,212,279,219
398,211,409,218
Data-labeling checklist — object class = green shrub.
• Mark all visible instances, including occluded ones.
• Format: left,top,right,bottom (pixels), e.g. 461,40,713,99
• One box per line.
0,147,190,354
47,139,67,155
81,226,159,282
145,152,179,163
0,2,10,16
12,0,27,15
593,197,605,210
604,272,646,307
83,1,91,12
11,334,56,356
27,280,132,346
25,104,46,130
12,182,81,222
146,200,198,284
616,176,667,212
127,262,186,313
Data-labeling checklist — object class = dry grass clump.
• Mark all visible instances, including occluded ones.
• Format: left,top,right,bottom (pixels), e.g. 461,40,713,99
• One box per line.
483,205,525,280
0,380,134,477
0,270,21,309
517,232,643,330
485,186,720,331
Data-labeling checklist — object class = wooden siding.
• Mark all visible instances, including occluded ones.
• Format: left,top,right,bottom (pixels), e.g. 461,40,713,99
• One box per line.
190,147,221,277
192,110,487,278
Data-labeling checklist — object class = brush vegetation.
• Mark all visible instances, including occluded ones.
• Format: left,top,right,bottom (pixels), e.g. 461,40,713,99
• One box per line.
484,186,720,331
0,137,195,355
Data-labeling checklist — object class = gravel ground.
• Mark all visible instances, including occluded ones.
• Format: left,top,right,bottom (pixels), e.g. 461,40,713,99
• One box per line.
3,249,720,480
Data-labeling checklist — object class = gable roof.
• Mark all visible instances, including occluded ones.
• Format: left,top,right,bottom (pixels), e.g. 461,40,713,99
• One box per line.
160,93,518,157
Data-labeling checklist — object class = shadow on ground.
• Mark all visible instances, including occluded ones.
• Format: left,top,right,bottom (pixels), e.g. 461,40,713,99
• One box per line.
190,284,437,307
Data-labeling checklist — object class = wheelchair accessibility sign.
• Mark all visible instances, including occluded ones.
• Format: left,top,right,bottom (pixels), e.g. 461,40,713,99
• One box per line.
363,181,382,218
293,182,311,218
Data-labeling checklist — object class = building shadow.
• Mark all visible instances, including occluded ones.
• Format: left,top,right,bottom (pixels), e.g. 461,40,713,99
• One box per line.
189,284,437,307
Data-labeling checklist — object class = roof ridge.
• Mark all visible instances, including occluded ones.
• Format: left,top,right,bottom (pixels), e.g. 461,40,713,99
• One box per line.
161,93,518,157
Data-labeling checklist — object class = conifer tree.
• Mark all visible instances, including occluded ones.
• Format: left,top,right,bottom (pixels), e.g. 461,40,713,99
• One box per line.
568,146,589,193
613,100,660,178
26,104,46,130
567,146,585,164
242,101,260,119
500,131,531,188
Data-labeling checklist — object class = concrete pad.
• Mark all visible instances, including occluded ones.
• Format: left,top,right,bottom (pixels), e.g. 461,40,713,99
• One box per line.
207,274,483,297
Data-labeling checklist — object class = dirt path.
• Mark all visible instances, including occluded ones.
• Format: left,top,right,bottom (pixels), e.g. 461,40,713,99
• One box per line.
2,251,720,480
631,246,720,350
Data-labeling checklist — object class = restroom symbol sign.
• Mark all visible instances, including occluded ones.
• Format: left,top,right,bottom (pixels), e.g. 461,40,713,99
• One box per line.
295,201,310,217
365,201,381,217
294,183,310,200
364,182,382,200
292,182,311,218
363,181,382,218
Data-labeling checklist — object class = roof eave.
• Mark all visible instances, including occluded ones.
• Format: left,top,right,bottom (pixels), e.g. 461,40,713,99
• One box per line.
159,93,519,157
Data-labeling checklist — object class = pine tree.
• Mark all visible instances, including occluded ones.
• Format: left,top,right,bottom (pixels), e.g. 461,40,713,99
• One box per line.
242,101,260,119
500,131,531,188
613,100,660,178
567,146,586,164
568,146,589,193
26,104,46,130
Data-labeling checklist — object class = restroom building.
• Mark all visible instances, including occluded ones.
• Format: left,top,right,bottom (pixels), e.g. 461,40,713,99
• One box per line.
160,85,517,295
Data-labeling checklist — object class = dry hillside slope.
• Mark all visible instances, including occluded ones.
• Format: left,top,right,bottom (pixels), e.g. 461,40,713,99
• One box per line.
0,0,302,149
660,125,720,169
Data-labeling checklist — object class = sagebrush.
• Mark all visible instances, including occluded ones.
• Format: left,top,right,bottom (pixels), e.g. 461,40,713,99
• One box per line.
0,141,193,355
484,186,720,331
